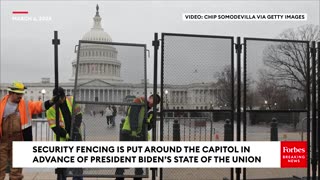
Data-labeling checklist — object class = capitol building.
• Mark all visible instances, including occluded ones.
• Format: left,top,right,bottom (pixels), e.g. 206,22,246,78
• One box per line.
0,5,223,113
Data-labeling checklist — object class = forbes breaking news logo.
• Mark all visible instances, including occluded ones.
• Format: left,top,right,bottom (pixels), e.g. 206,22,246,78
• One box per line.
281,141,307,168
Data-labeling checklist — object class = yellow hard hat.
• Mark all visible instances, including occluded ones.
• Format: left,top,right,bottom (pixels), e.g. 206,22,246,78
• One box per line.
7,81,27,94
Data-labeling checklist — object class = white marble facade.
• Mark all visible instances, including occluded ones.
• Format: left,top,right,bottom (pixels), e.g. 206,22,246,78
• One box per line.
0,5,222,111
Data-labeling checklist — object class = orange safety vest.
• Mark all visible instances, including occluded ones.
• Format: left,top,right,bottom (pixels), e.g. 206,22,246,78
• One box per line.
0,95,44,138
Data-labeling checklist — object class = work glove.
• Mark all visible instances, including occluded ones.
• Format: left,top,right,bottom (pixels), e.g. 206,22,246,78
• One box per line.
50,95,60,104
44,96,61,110
131,131,137,137
51,127,68,140
60,132,71,141
59,128,67,138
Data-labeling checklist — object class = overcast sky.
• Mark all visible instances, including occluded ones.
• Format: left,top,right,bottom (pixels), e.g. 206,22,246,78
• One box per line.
0,0,319,84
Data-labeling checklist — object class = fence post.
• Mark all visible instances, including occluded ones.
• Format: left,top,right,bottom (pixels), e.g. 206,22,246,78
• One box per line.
172,119,180,141
119,118,125,141
270,118,278,141
224,119,233,141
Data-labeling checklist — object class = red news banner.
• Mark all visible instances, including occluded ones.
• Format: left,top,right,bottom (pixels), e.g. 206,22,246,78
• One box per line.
281,141,307,168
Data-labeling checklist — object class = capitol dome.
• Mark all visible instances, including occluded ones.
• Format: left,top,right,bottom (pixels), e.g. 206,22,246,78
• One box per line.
82,5,112,42
82,30,112,42
71,5,122,83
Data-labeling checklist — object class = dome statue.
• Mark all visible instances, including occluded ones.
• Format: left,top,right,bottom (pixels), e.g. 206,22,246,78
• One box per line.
82,4,112,42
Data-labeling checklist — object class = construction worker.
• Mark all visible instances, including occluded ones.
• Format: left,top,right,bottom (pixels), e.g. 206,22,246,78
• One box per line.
0,81,55,180
115,94,161,180
46,87,83,180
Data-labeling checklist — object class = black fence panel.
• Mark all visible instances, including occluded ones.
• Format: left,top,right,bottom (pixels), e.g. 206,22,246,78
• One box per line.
317,41,320,178
243,38,310,180
160,33,234,180
69,40,149,178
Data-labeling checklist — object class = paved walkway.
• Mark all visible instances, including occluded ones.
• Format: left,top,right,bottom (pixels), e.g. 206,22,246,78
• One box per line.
5,172,115,180
5,168,153,180
3,167,308,180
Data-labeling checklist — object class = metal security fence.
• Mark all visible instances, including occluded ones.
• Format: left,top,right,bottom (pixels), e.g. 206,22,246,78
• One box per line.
158,33,320,180
163,115,214,141
69,40,149,179
162,111,233,142
160,33,235,180
44,31,318,180
32,118,54,141
243,38,310,180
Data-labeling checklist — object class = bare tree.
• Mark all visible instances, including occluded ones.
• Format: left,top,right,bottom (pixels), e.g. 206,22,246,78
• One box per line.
257,70,291,109
215,65,255,109
263,24,319,93
215,66,233,108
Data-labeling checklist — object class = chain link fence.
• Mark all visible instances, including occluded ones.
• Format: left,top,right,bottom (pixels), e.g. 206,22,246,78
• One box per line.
68,40,148,178
244,38,310,179
46,36,314,179
161,33,234,180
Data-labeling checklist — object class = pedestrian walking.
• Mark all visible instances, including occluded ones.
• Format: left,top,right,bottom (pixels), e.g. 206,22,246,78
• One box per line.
111,106,117,127
105,106,113,127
